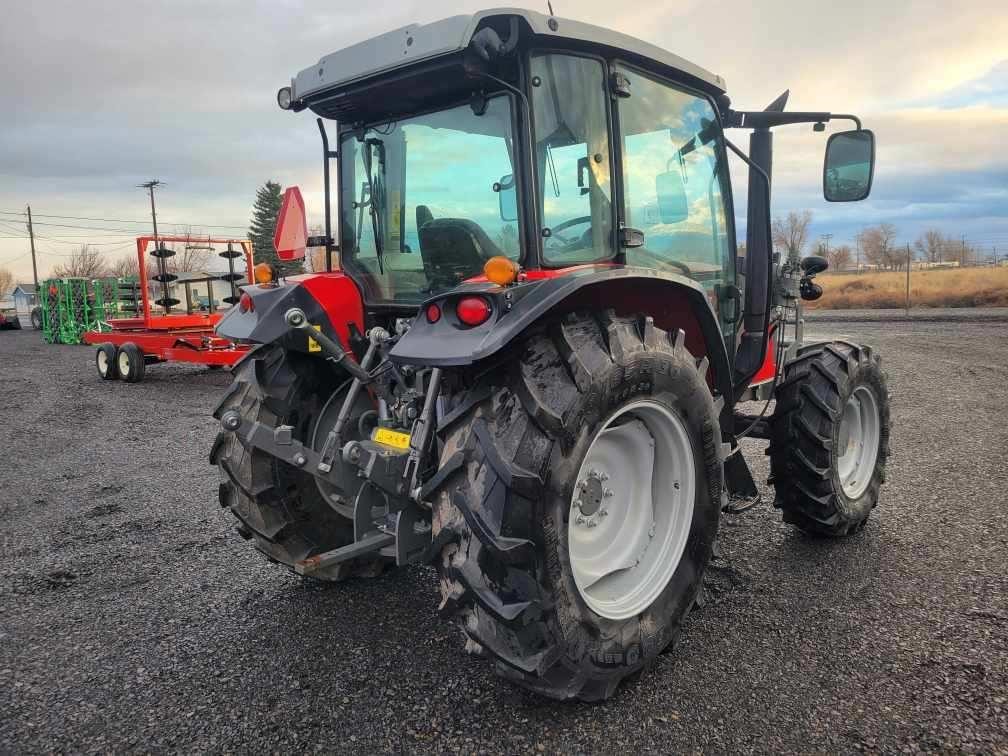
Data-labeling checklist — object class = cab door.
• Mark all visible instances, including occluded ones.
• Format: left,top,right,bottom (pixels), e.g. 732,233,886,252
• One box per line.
612,64,739,349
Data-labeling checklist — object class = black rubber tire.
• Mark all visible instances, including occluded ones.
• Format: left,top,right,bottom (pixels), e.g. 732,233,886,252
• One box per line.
210,344,380,579
431,311,724,701
96,342,119,380
31,308,42,330
769,341,890,536
117,342,146,383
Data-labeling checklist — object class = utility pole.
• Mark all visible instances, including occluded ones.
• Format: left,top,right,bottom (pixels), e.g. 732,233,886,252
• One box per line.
139,179,170,314
855,232,862,273
821,233,833,259
960,234,966,267
26,205,39,290
905,242,911,315
140,179,162,242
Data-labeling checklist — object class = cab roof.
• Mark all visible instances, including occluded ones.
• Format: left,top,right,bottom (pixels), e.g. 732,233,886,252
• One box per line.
289,8,726,109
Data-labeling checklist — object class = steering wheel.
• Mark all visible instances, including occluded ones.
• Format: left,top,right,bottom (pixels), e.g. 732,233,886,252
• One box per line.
546,216,593,245
665,259,692,276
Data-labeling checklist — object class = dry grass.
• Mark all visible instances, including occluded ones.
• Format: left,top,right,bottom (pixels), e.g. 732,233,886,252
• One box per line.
805,267,1008,309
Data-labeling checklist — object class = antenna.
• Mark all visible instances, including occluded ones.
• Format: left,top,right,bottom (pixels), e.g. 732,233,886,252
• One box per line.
547,2,555,16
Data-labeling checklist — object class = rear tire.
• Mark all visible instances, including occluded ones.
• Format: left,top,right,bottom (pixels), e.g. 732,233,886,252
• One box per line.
769,341,890,536
117,342,146,383
431,311,724,700
96,343,119,380
210,344,380,579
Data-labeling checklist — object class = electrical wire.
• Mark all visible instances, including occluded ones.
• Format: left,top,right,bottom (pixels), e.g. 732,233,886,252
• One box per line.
0,210,247,230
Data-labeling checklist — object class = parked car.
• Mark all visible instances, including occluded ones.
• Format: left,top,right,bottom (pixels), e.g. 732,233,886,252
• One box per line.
0,305,22,330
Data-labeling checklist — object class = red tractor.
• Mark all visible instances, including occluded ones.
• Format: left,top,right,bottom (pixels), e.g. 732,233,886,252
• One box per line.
212,9,890,700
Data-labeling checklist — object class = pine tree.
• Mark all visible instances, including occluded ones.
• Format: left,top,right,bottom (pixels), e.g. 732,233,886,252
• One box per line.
248,180,288,273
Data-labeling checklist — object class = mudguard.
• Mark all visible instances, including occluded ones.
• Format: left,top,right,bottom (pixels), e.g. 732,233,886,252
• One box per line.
215,272,365,355
390,267,732,403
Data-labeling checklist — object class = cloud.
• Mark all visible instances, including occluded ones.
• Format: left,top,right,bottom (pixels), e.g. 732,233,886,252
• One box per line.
2,1,1007,280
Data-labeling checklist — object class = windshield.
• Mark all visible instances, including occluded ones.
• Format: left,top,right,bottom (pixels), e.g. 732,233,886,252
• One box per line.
339,96,519,304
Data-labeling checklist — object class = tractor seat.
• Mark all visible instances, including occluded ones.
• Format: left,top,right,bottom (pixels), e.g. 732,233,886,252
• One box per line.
417,215,504,290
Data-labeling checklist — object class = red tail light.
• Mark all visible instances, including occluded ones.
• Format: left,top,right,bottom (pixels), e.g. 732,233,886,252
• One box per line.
425,303,441,323
239,292,254,313
456,296,492,326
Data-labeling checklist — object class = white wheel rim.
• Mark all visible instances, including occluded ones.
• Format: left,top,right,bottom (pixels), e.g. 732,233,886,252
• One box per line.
97,350,109,375
118,350,130,376
568,399,695,621
836,385,881,499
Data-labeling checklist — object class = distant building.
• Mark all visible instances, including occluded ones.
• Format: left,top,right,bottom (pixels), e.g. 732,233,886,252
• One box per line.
10,283,37,327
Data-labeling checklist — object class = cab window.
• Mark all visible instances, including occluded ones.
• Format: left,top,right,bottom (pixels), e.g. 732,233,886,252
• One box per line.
530,54,616,265
616,66,733,299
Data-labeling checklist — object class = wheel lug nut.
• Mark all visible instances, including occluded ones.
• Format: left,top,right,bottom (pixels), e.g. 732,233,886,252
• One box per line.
603,488,613,498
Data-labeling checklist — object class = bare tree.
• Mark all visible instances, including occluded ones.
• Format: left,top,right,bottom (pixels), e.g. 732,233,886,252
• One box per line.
50,244,112,279
860,224,899,270
914,229,948,264
166,229,212,273
111,254,141,279
771,210,813,262
0,267,13,294
827,244,853,271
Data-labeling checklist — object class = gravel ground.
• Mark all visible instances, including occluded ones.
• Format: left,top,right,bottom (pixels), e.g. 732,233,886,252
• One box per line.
2,322,1007,754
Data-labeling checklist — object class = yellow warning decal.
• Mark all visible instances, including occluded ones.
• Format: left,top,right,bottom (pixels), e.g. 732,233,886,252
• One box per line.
372,426,412,451
307,324,322,353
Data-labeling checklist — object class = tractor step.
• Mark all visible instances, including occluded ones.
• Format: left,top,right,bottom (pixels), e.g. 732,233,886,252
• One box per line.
294,531,395,576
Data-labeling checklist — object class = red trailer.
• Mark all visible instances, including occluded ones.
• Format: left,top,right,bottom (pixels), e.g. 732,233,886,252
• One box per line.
83,235,255,382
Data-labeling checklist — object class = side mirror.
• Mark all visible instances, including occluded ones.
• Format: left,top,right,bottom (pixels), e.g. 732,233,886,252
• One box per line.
823,129,875,202
655,169,688,224
496,174,517,222
800,255,829,275
274,186,307,260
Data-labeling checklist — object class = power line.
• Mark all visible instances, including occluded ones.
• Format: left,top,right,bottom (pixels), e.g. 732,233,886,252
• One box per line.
0,209,248,230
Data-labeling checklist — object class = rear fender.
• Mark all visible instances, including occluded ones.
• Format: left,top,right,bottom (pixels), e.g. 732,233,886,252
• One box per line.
215,272,365,354
390,268,732,405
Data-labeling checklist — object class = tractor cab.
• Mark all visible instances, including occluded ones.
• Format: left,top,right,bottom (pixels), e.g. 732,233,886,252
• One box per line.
271,8,873,381
282,11,739,319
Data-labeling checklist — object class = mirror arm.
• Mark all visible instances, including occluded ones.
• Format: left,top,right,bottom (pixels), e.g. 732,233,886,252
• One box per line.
726,110,862,131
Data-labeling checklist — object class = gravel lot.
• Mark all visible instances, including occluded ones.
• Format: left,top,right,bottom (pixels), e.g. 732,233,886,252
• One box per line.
2,321,1007,754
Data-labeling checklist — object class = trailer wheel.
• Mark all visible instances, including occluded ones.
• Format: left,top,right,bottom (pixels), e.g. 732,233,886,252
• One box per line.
431,311,724,700
769,341,890,536
117,342,146,383
95,343,119,380
210,344,380,579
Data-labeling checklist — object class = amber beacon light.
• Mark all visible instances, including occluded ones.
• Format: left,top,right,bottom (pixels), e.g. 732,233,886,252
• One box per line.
483,255,519,286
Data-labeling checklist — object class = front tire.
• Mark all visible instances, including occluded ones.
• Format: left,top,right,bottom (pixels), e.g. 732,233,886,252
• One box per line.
769,341,890,536
431,312,724,700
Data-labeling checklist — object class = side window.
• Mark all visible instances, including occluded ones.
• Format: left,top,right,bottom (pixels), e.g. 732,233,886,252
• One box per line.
616,66,733,302
531,54,615,265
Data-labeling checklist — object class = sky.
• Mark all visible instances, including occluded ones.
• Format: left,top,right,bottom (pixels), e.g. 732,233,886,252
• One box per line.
2,0,1007,282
